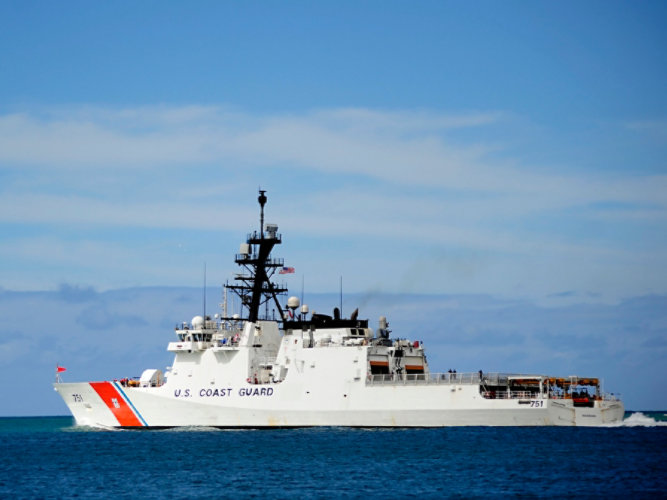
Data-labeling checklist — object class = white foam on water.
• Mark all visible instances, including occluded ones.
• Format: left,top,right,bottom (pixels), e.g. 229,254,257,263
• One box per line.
161,425,225,432
606,412,667,427
63,422,122,432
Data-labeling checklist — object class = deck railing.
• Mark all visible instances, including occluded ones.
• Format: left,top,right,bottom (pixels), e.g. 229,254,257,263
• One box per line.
365,374,621,402
367,372,485,386
365,372,537,386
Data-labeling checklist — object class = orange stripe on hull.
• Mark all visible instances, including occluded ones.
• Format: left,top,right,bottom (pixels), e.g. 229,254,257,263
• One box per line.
90,382,143,427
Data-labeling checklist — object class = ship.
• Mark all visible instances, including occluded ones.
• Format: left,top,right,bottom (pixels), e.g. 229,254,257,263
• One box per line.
54,190,625,427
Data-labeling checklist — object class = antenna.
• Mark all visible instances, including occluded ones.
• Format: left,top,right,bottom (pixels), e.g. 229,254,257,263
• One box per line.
258,189,267,236
203,262,207,323
222,284,228,321
339,275,343,317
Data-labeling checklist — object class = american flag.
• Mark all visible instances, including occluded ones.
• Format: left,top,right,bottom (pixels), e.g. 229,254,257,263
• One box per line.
279,266,295,274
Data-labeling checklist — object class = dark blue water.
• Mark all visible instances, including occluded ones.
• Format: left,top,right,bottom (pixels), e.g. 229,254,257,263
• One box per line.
1,413,665,499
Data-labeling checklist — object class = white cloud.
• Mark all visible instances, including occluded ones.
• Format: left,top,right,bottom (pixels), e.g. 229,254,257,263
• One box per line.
1,106,501,187
1,106,664,209
0,105,665,300
0,193,249,230
626,119,667,142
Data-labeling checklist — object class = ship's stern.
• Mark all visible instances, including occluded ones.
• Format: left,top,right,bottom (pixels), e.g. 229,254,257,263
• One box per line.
549,397,625,426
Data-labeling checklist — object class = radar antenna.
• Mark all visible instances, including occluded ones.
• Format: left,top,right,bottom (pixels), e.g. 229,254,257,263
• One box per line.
258,189,267,236
224,190,288,323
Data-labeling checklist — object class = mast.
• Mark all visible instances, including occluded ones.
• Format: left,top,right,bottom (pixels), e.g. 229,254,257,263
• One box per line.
225,190,287,323
258,189,267,236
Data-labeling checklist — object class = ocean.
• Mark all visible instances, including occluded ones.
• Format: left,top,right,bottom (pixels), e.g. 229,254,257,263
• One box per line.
1,412,665,499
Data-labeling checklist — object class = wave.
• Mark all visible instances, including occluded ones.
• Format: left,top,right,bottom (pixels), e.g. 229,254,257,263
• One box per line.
608,412,667,427
161,425,227,432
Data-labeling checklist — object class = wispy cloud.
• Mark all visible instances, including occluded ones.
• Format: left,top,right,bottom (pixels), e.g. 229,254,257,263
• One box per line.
0,106,501,180
1,105,665,300
2,105,665,213
626,119,667,142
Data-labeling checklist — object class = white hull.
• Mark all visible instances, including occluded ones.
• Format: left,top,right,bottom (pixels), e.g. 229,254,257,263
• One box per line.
54,379,624,428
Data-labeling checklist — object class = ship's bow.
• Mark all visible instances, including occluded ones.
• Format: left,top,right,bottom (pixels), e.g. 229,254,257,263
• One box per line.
54,382,131,428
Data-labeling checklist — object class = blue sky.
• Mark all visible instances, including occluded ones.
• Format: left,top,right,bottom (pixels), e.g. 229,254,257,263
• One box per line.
1,2,666,414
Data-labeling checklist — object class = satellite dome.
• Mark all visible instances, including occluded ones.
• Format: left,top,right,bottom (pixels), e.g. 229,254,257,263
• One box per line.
191,315,204,329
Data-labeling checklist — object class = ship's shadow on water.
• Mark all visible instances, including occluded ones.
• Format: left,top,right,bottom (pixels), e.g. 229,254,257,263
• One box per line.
0,414,665,499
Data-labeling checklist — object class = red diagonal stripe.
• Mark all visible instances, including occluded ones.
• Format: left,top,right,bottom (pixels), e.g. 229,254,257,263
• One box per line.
90,382,143,427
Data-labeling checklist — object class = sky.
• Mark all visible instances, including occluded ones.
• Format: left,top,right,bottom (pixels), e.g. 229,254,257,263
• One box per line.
0,1,666,414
